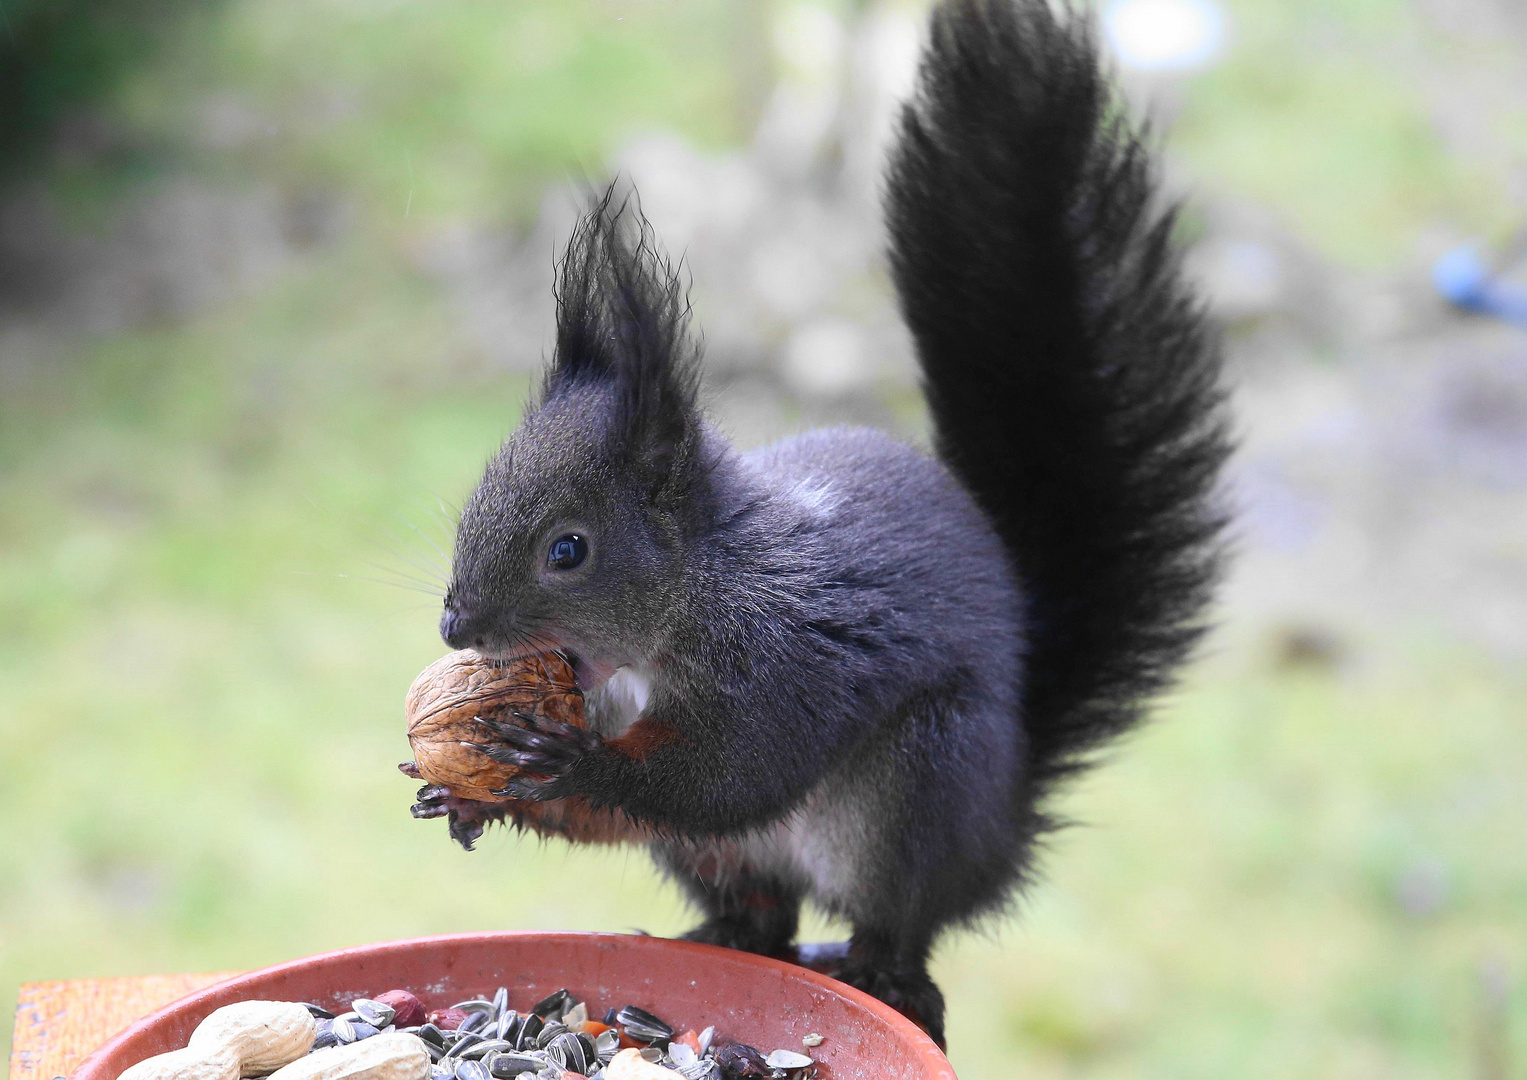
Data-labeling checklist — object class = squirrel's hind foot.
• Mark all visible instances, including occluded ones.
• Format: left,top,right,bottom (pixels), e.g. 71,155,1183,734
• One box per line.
832,950,947,1050
680,910,798,960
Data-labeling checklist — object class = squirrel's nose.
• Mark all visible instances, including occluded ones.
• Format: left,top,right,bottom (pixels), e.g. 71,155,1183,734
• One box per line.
440,604,489,650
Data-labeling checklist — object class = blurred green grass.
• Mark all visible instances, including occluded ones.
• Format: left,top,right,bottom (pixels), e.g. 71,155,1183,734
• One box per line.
4,1,1527,1078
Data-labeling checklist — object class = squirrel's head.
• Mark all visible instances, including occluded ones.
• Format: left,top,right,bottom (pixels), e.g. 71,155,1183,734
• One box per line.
442,190,718,682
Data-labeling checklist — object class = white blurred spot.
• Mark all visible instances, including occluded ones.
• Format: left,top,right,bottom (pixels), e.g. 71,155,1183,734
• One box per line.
783,318,871,398
773,3,846,85
1102,0,1226,72
1189,238,1286,321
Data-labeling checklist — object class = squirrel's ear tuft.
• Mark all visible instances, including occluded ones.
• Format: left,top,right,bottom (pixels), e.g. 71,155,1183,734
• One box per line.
546,185,702,500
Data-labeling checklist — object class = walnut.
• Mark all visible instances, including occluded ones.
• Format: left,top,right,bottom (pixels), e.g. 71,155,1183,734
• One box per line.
404,649,585,803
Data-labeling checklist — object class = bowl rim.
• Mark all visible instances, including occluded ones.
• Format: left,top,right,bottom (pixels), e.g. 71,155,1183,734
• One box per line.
71,930,957,1080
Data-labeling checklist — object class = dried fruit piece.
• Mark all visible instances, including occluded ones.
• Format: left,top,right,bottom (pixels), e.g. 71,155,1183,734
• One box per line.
427,1009,469,1032
404,650,585,802
374,991,425,1029
711,1043,771,1078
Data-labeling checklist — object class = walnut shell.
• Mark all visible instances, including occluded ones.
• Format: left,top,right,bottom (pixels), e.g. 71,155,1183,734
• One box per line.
405,649,584,802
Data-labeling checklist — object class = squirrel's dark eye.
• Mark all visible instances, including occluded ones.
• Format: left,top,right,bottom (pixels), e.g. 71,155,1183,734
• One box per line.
547,533,588,571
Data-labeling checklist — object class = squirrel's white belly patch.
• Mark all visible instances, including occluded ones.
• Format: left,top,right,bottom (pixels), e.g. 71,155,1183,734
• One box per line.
731,781,876,908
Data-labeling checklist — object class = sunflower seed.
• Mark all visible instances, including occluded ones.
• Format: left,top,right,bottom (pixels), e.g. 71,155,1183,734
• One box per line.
548,1032,597,1074
667,1043,697,1070
461,1040,511,1061
594,1029,620,1063
417,1025,447,1048
453,1000,497,1014
680,1062,721,1080
311,1019,338,1051
535,1022,568,1049
496,1010,520,1042
492,988,509,1017
459,1011,490,1035
764,1051,812,1070
697,1028,715,1055
350,1021,382,1042
302,1004,336,1020
447,1033,488,1059
432,1066,456,1080
454,1060,491,1080
352,999,397,1028
332,1017,358,1044
486,1054,546,1079
616,1006,674,1043
515,1014,543,1050
530,990,573,1021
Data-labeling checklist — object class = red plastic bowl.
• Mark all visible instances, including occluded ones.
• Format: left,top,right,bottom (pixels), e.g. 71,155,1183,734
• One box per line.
72,932,956,1080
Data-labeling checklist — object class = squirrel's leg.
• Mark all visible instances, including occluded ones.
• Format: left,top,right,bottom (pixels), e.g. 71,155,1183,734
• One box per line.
658,849,802,957
678,880,800,957
833,925,947,1049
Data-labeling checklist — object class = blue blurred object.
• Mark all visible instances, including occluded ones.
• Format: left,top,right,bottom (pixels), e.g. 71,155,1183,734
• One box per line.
1434,242,1527,327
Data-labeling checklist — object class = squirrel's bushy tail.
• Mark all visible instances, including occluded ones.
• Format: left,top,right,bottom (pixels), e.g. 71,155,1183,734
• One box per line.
886,0,1231,823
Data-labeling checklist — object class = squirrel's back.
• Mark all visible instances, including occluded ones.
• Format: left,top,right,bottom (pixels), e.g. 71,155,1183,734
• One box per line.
734,424,1021,699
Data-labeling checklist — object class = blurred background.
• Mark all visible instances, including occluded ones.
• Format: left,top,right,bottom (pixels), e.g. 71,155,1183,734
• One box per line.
2,0,1525,1076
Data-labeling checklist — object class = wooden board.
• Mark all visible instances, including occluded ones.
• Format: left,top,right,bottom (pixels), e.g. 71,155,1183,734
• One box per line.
10,974,238,1080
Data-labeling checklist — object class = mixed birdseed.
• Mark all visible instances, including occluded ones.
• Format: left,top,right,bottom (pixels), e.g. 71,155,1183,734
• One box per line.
298,987,821,1080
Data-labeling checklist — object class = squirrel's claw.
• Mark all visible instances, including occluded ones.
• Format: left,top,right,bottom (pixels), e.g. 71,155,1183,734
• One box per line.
447,812,486,851
471,711,523,739
463,741,516,765
493,774,567,802
411,783,454,817
468,713,600,802
410,781,501,851
473,714,601,764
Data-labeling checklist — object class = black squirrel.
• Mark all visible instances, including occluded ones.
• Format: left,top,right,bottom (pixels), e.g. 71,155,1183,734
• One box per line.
410,0,1230,1047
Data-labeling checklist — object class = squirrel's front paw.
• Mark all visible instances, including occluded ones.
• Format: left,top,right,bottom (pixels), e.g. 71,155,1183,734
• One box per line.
407,779,503,850
467,711,602,802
